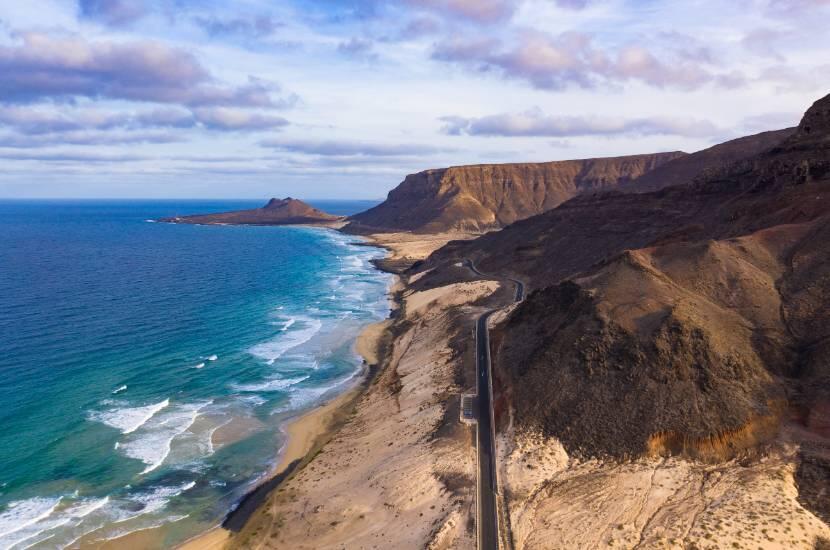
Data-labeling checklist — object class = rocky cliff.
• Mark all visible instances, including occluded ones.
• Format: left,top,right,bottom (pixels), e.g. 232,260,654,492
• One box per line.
419,93,830,463
627,127,796,192
346,152,685,234
161,198,343,226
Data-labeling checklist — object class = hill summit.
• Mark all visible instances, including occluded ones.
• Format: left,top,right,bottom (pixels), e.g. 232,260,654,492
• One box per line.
161,198,342,226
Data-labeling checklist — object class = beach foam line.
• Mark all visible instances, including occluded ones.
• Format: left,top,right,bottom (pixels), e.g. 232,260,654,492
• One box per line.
109,481,196,526
16,495,114,548
0,495,111,550
285,370,360,411
117,402,210,475
250,316,322,364
88,399,170,435
0,497,62,542
231,375,309,393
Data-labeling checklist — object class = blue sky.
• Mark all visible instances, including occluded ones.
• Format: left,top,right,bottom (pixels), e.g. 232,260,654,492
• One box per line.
0,0,828,199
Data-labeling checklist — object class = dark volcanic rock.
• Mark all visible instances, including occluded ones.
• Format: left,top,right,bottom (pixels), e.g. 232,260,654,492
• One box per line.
628,127,795,193
422,92,830,462
161,197,343,226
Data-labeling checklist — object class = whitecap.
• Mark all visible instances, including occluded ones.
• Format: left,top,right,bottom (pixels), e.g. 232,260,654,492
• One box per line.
0,497,62,545
287,368,362,412
110,482,195,525
231,375,309,393
207,354,218,361
117,402,210,475
192,363,205,369
112,385,127,395
0,496,109,549
249,317,322,363
89,399,170,434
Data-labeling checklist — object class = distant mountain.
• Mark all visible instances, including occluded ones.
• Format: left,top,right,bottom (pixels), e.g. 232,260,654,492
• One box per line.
345,152,685,234
626,127,796,193
419,93,830,464
161,198,343,226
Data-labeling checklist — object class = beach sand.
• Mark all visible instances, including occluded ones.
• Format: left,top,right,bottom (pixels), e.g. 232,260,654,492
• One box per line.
218,233,502,549
173,313,395,550
87,276,397,550
106,232,497,550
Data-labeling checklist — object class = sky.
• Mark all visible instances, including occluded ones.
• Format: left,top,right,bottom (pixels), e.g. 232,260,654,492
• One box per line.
0,0,828,199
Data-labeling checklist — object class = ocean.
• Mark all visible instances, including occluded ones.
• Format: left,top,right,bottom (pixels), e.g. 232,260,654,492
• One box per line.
0,200,391,548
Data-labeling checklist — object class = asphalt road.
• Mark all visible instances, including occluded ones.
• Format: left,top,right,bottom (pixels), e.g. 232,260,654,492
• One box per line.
466,260,524,550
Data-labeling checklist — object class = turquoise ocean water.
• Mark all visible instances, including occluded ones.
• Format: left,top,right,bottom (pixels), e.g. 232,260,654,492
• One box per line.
0,200,391,548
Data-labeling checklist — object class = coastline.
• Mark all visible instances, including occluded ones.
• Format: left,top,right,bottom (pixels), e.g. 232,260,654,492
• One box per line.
102,228,476,550
88,227,397,550
170,232,399,550
173,322,394,550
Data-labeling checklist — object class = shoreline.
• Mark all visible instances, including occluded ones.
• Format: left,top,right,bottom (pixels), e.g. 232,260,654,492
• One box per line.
175,318,394,550
173,231,399,550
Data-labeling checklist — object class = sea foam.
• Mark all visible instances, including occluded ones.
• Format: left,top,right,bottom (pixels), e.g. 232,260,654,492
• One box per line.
250,317,322,364
89,399,170,434
117,402,210,474
231,375,309,393
0,497,62,544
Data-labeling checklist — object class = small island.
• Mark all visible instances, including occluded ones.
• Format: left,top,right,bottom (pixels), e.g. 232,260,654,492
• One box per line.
160,197,344,226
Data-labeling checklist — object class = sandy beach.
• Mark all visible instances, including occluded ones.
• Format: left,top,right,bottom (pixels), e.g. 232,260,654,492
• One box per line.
172,313,395,550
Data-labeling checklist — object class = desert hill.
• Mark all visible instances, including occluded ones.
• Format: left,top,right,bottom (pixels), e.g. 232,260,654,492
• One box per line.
160,198,343,226
626,127,796,192
346,152,684,234
418,93,830,464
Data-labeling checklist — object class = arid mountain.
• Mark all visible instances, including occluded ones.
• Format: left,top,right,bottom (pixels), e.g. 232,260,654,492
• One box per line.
346,152,685,234
161,198,343,226
626,127,796,192
419,93,830,463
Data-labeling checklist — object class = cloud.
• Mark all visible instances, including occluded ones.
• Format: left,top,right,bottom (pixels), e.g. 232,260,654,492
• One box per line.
192,108,289,131
0,32,290,108
400,16,442,38
740,111,801,132
741,28,786,60
441,109,721,138
0,150,148,163
261,138,451,157
757,63,830,92
337,37,378,61
405,0,518,23
193,15,282,38
554,0,591,8
0,130,184,148
766,0,830,16
78,0,146,26
0,104,287,145
432,30,746,91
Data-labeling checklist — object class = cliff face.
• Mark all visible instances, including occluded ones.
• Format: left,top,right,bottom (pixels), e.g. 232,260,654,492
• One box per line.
347,152,685,234
627,127,796,192
422,93,830,462
161,198,342,226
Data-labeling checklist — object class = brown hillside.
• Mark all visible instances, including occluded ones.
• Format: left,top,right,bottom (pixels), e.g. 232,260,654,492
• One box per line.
346,152,684,234
627,127,796,192
419,93,830,462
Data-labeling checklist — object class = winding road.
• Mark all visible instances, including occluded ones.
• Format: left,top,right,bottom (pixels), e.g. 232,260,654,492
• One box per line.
465,260,524,550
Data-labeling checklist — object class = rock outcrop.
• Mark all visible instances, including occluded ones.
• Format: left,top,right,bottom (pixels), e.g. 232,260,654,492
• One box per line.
161,198,343,226
627,127,796,192
346,153,685,234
